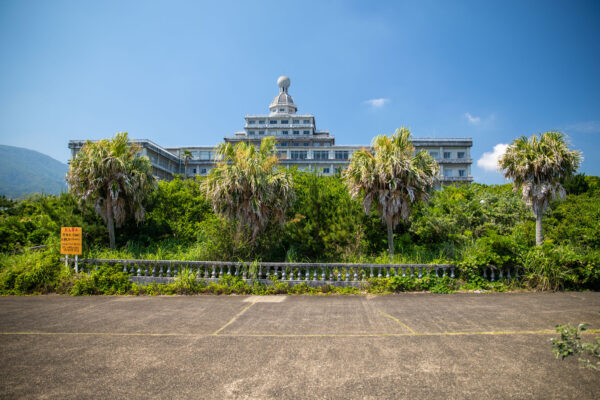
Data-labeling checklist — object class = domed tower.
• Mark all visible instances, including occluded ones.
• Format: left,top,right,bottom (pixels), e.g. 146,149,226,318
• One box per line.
269,75,298,114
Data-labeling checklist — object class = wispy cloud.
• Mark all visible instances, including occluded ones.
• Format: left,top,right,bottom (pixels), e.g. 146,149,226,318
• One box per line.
363,98,389,108
564,121,600,134
464,112,481,125
477,143,509,172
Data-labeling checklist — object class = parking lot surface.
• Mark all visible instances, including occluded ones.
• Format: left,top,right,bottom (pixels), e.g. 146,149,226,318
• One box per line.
1,292,599,399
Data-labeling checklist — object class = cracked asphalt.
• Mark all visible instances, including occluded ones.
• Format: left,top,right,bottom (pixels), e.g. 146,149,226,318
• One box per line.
1,292,599,399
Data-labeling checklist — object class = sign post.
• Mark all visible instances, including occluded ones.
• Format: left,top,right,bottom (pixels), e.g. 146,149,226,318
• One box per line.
61,227,82,272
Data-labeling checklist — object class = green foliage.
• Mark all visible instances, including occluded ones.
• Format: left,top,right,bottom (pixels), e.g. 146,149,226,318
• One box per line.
0,241,63,294
284,171,379,261
70,264,132,295
67,132,156,248
411,184,528,244
552,318,600,372
544,193,600,250
0,193,105,252
521,243,600,291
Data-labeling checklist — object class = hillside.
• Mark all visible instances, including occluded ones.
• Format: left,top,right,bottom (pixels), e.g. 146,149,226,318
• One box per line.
0,145,68,198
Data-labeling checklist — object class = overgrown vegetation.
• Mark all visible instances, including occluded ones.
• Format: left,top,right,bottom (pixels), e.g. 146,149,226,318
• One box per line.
1,167,598,295
552,315,600,372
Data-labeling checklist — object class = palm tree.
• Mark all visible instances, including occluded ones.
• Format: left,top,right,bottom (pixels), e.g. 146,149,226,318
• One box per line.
67,132,156,249
181,150,192,178
204,136,294,242
344,128,439,261
499,131,581,246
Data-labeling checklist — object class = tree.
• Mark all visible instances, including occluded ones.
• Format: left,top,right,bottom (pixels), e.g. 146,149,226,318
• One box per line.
499,131,581,246
67,132,156,249
204,136,294,243
181,150,192,178
344,127,439,261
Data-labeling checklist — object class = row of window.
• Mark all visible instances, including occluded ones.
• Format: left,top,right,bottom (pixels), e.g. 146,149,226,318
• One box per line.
279,150,351,160
248,130,311,136
278,142,332,147
443,169,467,177
247,119,312,125
429,151,466,159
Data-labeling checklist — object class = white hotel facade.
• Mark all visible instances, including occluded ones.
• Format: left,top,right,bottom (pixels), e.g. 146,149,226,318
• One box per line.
69,76,473,187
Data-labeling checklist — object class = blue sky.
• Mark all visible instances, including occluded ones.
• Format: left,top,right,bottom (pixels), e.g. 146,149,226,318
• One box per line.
1,0,599,183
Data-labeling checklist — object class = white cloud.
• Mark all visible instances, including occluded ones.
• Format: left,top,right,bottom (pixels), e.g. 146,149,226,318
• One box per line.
564,121,600,134
364,98,389,108
464,112,481,125
477,143,509,172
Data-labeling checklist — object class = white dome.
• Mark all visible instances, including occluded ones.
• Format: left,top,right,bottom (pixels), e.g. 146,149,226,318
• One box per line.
277,75,290,90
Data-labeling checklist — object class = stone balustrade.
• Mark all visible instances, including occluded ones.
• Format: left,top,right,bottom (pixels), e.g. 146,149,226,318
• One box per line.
62,258,519,287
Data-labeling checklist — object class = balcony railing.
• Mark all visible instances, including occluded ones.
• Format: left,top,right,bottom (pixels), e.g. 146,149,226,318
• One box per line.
63,258,518,287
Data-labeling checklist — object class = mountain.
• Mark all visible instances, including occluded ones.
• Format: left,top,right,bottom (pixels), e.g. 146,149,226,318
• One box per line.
0,145,68,199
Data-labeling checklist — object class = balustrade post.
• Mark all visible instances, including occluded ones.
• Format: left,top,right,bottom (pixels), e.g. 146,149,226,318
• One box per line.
305,267,309,281
353,267,358,281
321,267,325,281
451,267,455,279
123,262,128,273
506,267,511,280
418,267,423,279
490,268,495,282
378,267,382,278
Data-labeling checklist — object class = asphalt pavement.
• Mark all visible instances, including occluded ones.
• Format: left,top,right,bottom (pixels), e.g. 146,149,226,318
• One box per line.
1,292,599,399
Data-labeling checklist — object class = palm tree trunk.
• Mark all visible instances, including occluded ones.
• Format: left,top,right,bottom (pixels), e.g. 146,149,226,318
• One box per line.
387,220,394,262
535,209,543,247
106,195,116,250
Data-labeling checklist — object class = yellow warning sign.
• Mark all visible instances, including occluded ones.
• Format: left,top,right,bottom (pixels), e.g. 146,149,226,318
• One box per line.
61,227,82,255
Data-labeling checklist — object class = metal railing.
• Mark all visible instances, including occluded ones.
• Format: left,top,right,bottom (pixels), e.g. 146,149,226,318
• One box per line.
62,258,520,284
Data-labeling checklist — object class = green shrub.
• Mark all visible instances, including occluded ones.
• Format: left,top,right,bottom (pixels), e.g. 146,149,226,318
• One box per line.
70,264,132,295
0,241,63,294
522,244,599,291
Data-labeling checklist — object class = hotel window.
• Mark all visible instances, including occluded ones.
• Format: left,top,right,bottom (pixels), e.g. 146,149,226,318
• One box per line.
293,130,300,135
314,151,329,160
280,142,288,147
293,119,300,124
282,130,289,135
258,120,265,124
279,108,284,111
270,120,277,124
444,169,452,177
314,142,320,147
444,152,451,159
248,120,255,125
303,119,311,124
323,142,330,147
457,152,465,159
293,142,299,147
323,168,330,174
429,151,439,158
335,150,349,160
277,151,287,159
291,151,308,160
248,131,255,136
201,168,207,174
281,120,289,124
259,131,265,135
199,151,210,160
458,169,466,177
192,168,197,174
303,130,310,135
